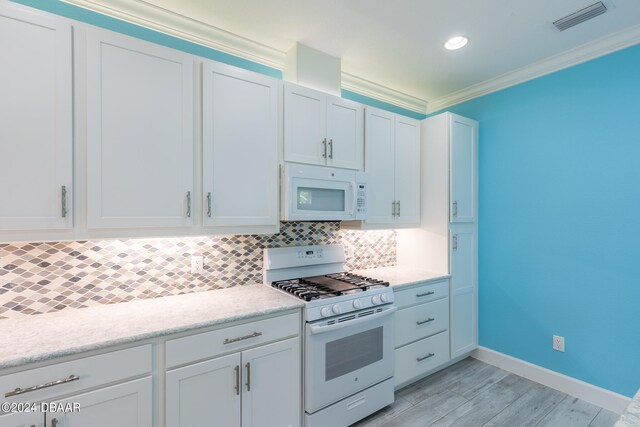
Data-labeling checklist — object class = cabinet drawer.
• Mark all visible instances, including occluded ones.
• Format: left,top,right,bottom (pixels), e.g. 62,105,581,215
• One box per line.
394,331,449,388
394,279,448,309
0,344,152,403
395,298,449,348
166,312,300,368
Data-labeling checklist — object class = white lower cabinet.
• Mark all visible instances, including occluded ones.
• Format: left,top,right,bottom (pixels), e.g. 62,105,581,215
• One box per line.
0,345,153,427
165,313,301,427
450,224,478,358
0,412,43,427
166,353,241,427
48,377,152,427
393,280,450,388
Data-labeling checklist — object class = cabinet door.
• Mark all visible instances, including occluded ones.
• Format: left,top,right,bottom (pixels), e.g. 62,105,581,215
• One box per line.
0,412,43,427
87,28,194,229
394,115,421,225
48,377,152,427
166,353,241,427
450,225,478,358
450,114,477,223
0,4,72,231
363,108,395,225
202,62,278,228
283,83,326,166
241,338,300,427
326,95,363,170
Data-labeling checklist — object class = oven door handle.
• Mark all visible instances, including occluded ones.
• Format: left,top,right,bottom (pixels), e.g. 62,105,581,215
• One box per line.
308,306,396,335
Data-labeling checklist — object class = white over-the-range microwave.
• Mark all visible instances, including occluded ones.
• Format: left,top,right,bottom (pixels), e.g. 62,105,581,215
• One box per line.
281,163,368,221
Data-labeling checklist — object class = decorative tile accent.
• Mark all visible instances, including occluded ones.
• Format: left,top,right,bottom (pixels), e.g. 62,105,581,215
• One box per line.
0,222,395,319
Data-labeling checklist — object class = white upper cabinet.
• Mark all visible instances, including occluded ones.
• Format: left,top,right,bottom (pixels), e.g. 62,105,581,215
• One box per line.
284,82,362,170
351,107,420,228
325,95,363,170
202,62,279,228
394,115,421,225
450,114,478,223
86,28,194,229
0,4,72,231
364,108,395,225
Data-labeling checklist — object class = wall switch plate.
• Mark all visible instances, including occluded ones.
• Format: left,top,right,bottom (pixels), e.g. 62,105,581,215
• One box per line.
191,256,204,274
553,335,565,352
345,246,355,259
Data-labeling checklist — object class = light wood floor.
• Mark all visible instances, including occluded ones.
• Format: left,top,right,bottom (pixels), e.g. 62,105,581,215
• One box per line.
354,358,620,427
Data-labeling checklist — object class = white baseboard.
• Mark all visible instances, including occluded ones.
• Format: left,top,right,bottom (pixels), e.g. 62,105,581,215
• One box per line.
472,346,631,414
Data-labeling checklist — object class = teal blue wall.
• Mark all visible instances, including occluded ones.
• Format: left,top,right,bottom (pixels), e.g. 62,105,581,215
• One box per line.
443,44,640,397
13,0,424,119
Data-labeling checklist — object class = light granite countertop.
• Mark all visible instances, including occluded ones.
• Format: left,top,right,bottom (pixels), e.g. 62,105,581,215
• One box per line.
0,284,303,370
615,389,640,427
353,265,450,289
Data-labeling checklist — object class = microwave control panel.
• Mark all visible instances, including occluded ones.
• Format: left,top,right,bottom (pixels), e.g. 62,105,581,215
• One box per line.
356,182,367,215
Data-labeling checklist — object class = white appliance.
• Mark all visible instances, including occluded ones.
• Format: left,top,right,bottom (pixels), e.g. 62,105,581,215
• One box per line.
263,245,395,427
281,163,368,221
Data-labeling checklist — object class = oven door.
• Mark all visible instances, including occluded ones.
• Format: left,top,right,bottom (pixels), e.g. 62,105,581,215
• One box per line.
304,305,396,414
282,163,356,221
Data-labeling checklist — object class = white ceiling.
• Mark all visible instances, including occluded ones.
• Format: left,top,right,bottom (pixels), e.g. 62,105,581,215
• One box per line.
79,0,640,107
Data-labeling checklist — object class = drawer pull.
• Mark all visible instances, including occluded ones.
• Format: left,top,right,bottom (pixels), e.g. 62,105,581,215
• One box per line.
416,291,435,298
417,353,435,362
5,374,79,398
223,331,262,345
416,317,435,325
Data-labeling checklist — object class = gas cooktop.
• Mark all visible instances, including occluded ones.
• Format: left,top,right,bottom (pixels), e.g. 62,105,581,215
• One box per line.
271,272,390,301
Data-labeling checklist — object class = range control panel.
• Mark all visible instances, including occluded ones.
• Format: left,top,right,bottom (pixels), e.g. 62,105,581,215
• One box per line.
297,249,324,260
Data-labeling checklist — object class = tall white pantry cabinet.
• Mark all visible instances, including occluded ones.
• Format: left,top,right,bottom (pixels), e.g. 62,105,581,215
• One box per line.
397,112,479,361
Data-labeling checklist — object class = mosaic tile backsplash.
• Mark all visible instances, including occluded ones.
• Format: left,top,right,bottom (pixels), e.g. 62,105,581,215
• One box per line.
0,222,396,319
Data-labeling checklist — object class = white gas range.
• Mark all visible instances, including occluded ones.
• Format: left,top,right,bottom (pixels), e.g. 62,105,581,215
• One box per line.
263,244,396,427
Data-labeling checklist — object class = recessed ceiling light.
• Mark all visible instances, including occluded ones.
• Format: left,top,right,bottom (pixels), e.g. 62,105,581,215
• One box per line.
444,36,469,50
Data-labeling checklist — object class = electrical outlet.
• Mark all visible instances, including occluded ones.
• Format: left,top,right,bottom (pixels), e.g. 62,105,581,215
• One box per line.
553,335,565,352
191,256,204,274
345,246,355,259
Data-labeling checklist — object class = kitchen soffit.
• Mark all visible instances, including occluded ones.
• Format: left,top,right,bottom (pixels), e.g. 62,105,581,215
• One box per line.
62,0,640,112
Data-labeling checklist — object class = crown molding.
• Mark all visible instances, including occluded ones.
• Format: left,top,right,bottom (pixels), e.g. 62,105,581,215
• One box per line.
60,0,427,114
341,73,428,114
61,0,286,69
427,23,640,113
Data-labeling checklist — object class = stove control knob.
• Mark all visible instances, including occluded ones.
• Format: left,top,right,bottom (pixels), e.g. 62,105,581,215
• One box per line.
371,295,381,305
320,307,332,317
332,304,342,315
380,293,390,303
352,299,362,309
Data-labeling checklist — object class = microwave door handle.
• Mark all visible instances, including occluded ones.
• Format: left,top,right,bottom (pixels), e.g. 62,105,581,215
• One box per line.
308,306,396,335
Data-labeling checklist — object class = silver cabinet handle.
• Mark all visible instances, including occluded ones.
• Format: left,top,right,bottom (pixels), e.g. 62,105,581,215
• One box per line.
5,375,79,398
397,200,401,217
417,353,435,362
245,362,251,392
322,138,327,158
223,331,262,345
417,318,435,325
61,186,67,218
51,419,58,427
206,192,212,218
234,365,240,395
328,138,333,159
391,201,397,217
416,291,435,298
186,191,192,218
452,200,458,217
453,235,458,251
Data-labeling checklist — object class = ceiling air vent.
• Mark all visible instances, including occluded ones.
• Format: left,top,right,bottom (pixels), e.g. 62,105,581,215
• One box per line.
553,2,608,31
